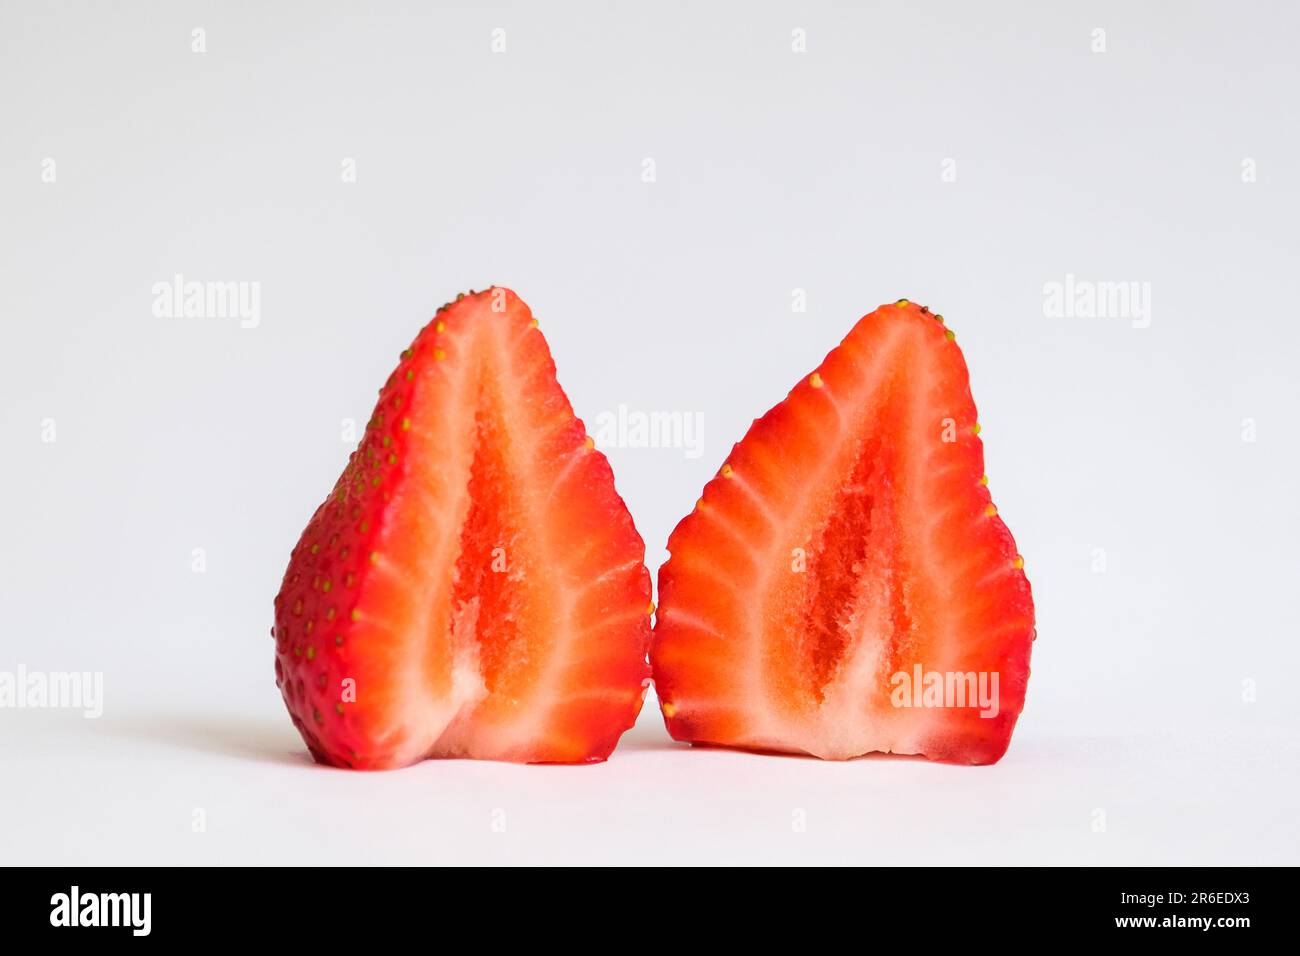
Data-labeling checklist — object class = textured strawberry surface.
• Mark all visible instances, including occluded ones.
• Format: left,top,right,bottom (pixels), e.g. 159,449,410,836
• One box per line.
651,301,1035,764
273,288,652,767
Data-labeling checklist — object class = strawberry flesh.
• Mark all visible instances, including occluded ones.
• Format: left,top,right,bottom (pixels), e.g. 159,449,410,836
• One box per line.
651,301,1035,764
273,288,652,767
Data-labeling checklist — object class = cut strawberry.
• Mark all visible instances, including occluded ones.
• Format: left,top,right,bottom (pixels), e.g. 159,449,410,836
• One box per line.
651,300,1034,764
273,288,652,767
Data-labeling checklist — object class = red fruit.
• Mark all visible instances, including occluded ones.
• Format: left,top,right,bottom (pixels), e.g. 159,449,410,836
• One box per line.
273,288,652,767
651,300,1034,764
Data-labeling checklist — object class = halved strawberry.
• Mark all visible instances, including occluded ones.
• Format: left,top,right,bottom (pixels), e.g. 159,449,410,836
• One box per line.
651,300,1034,764
273,288,652,767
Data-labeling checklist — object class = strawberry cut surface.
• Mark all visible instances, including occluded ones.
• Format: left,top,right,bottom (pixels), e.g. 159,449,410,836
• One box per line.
650,301,1034,764
273,288,652,767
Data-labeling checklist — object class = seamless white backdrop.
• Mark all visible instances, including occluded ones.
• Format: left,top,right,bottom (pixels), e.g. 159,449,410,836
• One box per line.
1,1,1297,865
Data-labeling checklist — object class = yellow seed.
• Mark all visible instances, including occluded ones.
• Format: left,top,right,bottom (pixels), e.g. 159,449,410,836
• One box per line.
435,320,445,333
405,369,414,381
433,348,446,361
335,702,345,715
350,609,360,622
530,318,539,328
388,453,397,465
1012,556,1024,569
382,435,391,447
662,702,677,717
695,498,705,509
292,598,303,616
310,543,320,555
401,418,410,431
809,373,824,389
979,475,989,486
345,572,355,587
984,503,998,517
720,464,733,478
325,607,336,622
400,349,411,360
584,436,595,450
973,423,982,435
945,329,956,341
305,620,314,635
934,314,945,324
369,551,379,564
321,579,332,593
896,298,910,306
306,646,315,660
647,601,656,616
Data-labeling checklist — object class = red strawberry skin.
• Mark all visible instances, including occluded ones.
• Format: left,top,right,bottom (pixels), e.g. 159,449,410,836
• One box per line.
651,301,1034,764
273,288,652,768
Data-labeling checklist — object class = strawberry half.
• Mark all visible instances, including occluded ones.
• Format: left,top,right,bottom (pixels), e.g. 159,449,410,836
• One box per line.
273,288,652,767
651,300,1034,764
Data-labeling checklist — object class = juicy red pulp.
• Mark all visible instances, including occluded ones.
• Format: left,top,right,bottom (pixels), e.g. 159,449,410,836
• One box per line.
793,433,894,703
274,288,652,767
452,389,523,695
652,300,1034,763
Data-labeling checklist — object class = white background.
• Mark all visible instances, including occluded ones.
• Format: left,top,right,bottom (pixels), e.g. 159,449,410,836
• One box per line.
2,2,1297,865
